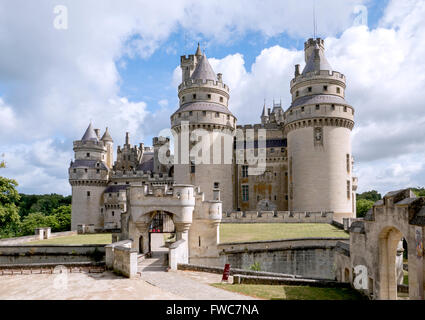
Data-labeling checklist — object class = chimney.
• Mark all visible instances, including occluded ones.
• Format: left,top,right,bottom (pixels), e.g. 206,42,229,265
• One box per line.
295,64,300,76
125,132,130,146
217,73,223,82
94,129,100,139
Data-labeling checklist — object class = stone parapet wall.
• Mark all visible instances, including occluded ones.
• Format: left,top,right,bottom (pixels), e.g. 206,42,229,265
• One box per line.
216,238,348,280
0,245,105,265
105,240,137,278
222,211,333,223
233,274,350,288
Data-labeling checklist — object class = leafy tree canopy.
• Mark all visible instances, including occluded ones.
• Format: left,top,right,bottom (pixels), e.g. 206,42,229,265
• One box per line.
356,190,381,202
0,176,20,205
356,199,375,218
412,188,425,197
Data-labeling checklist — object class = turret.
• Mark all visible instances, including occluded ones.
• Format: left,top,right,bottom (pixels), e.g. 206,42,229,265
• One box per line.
69,123,109,230
153,136,170,174
101,127,114,169
171,44,237,213
284,38,356,222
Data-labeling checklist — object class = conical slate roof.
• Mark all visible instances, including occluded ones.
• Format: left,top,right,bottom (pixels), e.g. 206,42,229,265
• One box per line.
261,104,267,117
191,53,217,81
81,123,98,142
101,127,113,142
195,43,202,56
302,45,333,75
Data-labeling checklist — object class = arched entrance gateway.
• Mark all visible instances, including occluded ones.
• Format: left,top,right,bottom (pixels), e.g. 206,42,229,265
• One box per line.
119,183,223,269
335,189,425,300
378,227,408,299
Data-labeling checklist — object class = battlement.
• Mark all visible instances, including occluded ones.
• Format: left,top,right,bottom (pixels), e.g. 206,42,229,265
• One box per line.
305,38,325,50
291,70,346,87
73,140,106,151
153,136,170,146
180,54,195,64
178,78,229,93
222,211,334,223
111,170,173,180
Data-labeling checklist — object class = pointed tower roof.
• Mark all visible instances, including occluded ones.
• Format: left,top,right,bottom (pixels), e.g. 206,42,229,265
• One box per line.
302,44,332,75
261,103,267,117
81,123,98,142
191,53,217,81
195,43,202,56
101,127,113,142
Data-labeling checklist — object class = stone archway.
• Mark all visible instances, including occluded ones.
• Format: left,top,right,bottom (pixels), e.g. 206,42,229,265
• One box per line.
378,226,406,300
344,268,350,283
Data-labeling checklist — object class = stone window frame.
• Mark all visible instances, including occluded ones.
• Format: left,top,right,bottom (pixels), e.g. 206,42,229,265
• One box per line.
242,185,249,202
241,165,249,178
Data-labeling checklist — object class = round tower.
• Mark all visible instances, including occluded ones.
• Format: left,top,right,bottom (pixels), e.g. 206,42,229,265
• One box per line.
101,127,114,169
69,123,109,230
284,38,355,222
171,44,237,212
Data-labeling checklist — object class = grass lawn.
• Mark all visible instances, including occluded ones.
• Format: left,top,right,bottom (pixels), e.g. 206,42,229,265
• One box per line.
403,270,409,285
219,223,348,243
212,283,365,300
29,233,112,245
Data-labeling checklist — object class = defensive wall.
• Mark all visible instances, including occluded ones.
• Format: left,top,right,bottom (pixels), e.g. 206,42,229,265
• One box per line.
221,211,333,223
0,245,105,265
191,237,348,280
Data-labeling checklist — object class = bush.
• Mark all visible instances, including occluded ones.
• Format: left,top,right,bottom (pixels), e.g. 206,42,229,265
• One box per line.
20,212,58,236
250,262,261,271
356,199,375,218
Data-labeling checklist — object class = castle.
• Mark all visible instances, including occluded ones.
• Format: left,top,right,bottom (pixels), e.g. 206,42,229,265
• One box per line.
69,38,357,257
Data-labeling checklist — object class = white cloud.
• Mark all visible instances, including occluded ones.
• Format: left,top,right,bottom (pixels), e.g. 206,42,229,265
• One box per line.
200,0,425,194
0,0,423,196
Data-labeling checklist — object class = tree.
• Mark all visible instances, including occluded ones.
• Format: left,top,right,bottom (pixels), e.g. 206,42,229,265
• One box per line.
0,176,20,205
357,190,382,202
18,193,71,217
0,203,20,238
0,176,21,238
412,188,425,197
20,213,58,236
51,205,71,232
356,199,375,218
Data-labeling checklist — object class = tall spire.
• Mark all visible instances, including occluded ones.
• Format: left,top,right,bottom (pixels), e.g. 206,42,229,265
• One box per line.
81,123,98,142
125,132,130,146
195,42,202,57
191,53,217,81
261,101,267,117
101,127,113,142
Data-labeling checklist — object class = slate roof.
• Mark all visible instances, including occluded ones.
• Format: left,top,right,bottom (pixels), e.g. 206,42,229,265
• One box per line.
191,53,217,81
335,241,350,257
349,220,365,233
136,152,154,172
173,102,234,116
302,45,333,75
81,123,98,142
410,205,425,226
101,127,113,142
70,160,107,170
290,94,347,109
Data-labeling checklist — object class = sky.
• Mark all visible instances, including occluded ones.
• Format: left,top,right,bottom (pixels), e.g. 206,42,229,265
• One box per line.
0,0,424,196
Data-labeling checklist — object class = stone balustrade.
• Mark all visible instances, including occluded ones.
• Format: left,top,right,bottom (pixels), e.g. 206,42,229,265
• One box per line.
222,211,333,223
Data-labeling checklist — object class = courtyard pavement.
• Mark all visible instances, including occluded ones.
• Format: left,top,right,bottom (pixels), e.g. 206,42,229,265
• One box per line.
0,269,255,300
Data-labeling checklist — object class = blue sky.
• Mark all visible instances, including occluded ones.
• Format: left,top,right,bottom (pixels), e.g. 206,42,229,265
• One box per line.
1,0,425,196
